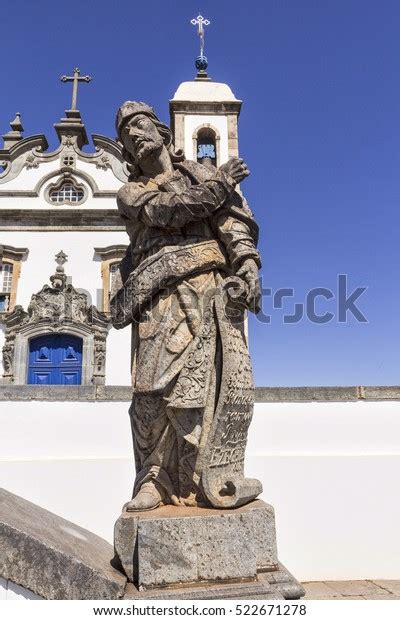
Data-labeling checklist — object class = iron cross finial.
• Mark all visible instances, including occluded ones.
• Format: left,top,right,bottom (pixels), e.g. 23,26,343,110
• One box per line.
191,15,210,57
60,68,92,111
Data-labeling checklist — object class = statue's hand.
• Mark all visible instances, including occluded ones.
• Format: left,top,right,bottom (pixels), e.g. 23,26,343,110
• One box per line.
219,157,250,185
236,258,261,314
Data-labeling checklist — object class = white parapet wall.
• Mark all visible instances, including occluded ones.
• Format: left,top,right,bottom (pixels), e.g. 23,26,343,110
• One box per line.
0,386,399,582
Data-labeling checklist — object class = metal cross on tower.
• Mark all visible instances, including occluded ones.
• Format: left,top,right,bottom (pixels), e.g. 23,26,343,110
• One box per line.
191,14,210,57
60,68,92,111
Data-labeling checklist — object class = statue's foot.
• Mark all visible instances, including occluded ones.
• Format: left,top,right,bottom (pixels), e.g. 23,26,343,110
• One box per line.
125,482,163,512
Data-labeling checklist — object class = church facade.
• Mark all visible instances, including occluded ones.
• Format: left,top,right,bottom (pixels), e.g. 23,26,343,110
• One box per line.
0,73,242,386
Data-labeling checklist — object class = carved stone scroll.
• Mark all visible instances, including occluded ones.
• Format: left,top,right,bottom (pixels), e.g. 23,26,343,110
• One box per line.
201,276,262,507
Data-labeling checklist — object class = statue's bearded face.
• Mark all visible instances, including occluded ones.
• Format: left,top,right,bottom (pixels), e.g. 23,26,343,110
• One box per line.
120,114,164,163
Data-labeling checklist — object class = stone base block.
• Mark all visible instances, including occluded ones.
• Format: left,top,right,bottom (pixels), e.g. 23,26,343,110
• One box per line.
123,563,304,600
114,500,304,599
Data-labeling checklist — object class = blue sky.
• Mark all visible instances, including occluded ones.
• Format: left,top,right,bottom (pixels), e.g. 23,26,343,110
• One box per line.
1,0,399,386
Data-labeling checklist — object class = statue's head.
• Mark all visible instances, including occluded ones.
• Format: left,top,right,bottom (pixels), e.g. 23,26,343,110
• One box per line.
116,102,182,175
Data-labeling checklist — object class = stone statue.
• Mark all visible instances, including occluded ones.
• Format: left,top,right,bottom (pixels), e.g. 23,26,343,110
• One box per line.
112,101,263,512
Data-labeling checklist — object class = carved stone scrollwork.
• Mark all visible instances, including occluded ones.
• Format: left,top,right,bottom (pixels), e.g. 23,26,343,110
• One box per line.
25,154,40,169
0,122,130,187
2,339,15,379
63,136,75,147
1,263,110,385
93,335,107,384
95,155,111,171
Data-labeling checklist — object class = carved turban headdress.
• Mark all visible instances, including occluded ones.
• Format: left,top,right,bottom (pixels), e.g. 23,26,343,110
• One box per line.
115,101,159,141
115,101,184,178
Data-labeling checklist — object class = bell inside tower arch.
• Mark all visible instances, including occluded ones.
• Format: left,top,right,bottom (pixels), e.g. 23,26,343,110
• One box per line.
196,127,217,167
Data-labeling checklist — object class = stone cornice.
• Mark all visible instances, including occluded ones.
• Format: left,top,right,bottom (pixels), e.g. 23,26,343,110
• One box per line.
0,134,48,161
169,100,242,115
0,245,29,261
0,209,125,230
93,245,128,260
0,385,398,401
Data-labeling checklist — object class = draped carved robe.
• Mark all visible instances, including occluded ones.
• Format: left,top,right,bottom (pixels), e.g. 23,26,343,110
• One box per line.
112,159,262,508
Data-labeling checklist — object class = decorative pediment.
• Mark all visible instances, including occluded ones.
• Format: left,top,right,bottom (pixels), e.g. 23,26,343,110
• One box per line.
0,109,129,187
0,135,49,184
27,284,88,325
6,267,109,332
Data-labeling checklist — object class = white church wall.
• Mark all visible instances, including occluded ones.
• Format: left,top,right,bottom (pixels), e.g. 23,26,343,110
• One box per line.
105,329,132,385
0,397,399,581
0,230,125,309
1,195,117,211
0,159,60,192
76,161,122,191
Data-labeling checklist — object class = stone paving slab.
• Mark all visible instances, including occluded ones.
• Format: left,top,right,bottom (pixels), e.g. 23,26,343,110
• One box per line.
340,596,365,599
327,580,391,597
303,580,400,600
302,581,342,599
371,580,400,595
361,595,400,599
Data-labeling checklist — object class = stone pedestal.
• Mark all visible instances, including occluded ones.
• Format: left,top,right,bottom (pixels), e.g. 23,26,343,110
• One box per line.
114,500,304,600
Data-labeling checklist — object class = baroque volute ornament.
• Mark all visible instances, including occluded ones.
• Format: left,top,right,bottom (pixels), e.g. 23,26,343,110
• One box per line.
111,101,263,511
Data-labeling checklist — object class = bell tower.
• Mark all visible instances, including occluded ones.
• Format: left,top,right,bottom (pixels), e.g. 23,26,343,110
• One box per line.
170,15,242,167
